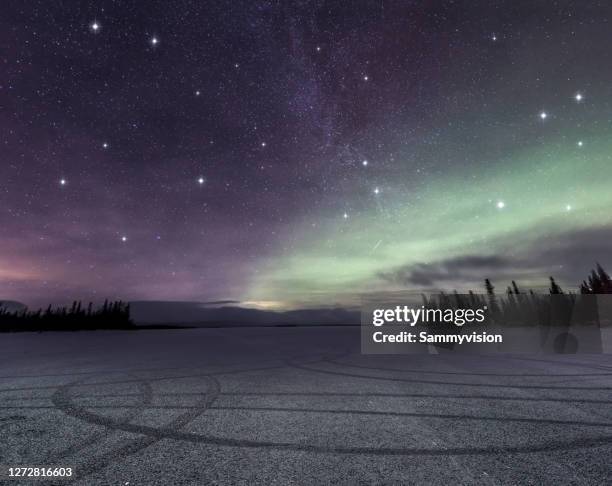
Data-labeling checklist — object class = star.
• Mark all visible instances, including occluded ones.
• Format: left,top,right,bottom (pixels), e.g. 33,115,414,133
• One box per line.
539,111,548,120
491,33,497,41
362,160,368,166
121,236,128,242
373,187,380,195
343,212,349,219
316,46,321,52
577,140,583,147
195,90,201,96
90,21,100,33
565,204,573,211
363,75,369,81
59,178,67,186
261,142,267,147
197,177,205,185
575,92,583,102
150,36,159,46
102,142,109,149
496,201,505,209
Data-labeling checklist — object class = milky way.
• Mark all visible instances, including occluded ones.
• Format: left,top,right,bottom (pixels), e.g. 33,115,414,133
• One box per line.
3,2,612,307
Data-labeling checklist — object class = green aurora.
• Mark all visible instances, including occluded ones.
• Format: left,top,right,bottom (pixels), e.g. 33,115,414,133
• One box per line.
246,135,612,308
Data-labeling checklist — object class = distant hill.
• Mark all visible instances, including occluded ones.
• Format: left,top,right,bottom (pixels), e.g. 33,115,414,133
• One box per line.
129,301,359,326
0,301,28,312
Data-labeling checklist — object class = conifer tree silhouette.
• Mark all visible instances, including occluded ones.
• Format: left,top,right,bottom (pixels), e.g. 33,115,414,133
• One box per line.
580,264,612,293
549,277,563,294
484,278,500,315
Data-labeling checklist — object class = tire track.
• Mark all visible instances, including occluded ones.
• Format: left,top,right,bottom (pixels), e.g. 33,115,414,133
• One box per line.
288,361,612,390
46,374,154,464
51,374,220,484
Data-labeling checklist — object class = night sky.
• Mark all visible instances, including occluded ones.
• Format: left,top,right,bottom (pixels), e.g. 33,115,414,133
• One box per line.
3,1,612,309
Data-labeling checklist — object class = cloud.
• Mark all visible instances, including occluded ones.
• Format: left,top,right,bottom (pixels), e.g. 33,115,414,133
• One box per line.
129,300,358,325
527,226,612,283
378,225,612,290
380,255,516,287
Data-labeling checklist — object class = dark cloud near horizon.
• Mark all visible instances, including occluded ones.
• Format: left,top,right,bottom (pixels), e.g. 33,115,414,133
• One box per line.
129,300,358,325
380,255,517,287
379,226,612,290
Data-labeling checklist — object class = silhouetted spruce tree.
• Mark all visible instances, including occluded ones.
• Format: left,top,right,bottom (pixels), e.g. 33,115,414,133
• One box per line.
549,277,563,294
597,264,612,290
484,278,500,315
582,263,612,293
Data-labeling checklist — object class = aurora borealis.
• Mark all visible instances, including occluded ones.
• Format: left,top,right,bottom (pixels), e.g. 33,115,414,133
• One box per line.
3,1,612,309
247,135,612,307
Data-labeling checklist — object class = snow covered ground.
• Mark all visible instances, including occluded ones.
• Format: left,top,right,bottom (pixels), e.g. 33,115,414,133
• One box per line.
1,326,611,485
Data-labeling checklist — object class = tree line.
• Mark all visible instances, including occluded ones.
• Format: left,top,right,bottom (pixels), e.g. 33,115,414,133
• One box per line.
0,299,133,332
1,264,611,332
423,264,612,329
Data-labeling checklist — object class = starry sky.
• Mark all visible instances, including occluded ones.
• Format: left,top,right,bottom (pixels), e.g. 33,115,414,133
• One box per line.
3,1,612,309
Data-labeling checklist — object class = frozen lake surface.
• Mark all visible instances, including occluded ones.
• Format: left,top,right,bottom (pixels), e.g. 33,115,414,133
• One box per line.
1,326,611,485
